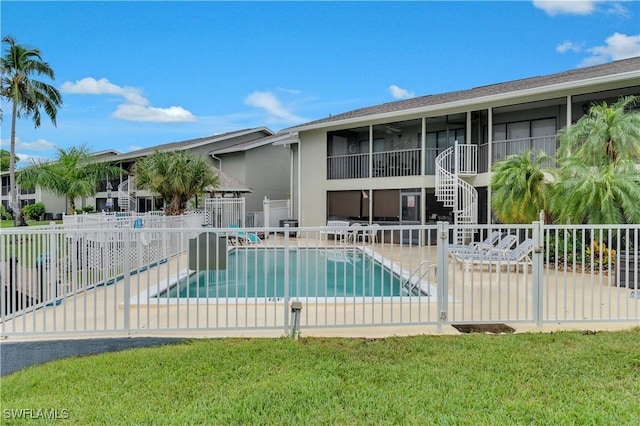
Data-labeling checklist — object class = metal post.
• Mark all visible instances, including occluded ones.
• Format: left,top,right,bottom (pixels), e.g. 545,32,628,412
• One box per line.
290,300,302,339
283,224,290,335
436,221,450,333
532,220,544,328
123,224,131,335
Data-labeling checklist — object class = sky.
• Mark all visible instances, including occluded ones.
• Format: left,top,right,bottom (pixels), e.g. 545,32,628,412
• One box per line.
1,0,639,166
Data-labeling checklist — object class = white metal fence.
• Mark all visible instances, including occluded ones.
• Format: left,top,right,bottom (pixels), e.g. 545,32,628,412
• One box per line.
1,222,638,337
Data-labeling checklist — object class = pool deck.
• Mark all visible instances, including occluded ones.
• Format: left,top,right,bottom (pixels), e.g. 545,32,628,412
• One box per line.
2,235,638,341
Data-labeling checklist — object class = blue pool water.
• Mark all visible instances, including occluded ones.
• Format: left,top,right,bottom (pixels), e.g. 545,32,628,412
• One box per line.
160,248,410,298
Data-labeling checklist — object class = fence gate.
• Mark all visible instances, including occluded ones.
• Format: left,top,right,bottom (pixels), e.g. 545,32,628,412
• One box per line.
205,198,245,227
263,198,291,228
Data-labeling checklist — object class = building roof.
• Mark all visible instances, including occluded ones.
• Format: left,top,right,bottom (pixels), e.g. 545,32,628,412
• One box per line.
211,166,251,193
284,56,640,132
209,132,295,155
112,127,274,161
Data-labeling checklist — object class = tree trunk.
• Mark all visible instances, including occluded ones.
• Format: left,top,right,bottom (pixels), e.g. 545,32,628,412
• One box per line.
10,102,19,227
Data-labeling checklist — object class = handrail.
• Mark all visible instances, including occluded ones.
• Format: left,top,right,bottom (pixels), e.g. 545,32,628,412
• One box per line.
402,260,436,296
435,143,478,243
118,177,136,213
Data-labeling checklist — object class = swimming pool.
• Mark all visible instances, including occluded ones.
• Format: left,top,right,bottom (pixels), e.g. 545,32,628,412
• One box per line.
157,248,426,300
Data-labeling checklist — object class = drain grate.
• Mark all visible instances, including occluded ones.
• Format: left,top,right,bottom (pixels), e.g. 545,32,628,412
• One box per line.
452,323,515,334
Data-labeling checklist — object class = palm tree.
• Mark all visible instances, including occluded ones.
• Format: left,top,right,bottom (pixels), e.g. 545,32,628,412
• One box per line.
557,95,640,165
133,151,219,216
17,145,123,214
490,150,553,224
0,148,19,171
551,95,640,224
1,36,62,225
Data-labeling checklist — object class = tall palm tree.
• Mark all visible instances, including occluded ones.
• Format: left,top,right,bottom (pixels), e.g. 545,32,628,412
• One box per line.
490,150,553,224
17,145,123,214
551,95,640,224
1,36,62,225
133,151,219,215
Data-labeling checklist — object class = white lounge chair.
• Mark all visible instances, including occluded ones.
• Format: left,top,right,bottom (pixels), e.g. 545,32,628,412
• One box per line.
454,238,534,272
450,234,518,256
448,230,501,254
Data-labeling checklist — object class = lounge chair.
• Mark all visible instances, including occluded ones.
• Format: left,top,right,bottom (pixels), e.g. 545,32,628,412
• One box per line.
449,234,518,256
454,238,534,272
448,230,501,254
229,225,263,246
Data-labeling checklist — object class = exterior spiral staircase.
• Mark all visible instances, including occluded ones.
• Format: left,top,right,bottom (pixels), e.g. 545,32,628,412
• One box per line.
435,141,478,244
118,177,136,213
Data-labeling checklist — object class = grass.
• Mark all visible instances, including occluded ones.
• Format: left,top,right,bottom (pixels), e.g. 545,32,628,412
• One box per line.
2,330,640,424
1,219,60,228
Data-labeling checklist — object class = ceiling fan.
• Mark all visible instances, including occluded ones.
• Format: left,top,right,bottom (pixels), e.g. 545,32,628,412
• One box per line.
384,125,402,134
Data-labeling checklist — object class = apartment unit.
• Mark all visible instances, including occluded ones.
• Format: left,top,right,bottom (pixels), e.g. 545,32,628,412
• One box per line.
1,127,292,217
279,57,640,232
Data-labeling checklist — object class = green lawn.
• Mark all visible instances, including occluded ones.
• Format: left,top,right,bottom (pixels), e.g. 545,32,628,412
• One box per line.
1,219,60,228
2,330,639,424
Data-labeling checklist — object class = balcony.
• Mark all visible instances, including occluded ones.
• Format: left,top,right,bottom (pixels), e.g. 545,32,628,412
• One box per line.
478,135,558,173
326,135,559,180
327,149,421,180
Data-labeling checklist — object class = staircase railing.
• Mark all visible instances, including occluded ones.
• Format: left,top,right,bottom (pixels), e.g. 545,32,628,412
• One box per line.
435,141,478,244
118,177,136,213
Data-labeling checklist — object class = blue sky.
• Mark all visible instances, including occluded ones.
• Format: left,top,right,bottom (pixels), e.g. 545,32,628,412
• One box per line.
2,1,639,165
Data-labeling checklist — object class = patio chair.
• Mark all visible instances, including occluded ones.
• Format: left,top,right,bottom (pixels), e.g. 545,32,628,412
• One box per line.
356,223,380,244
454,238,534,272
448,230,501,254
449,233,517,257
229,225,263,246
347,223,362,242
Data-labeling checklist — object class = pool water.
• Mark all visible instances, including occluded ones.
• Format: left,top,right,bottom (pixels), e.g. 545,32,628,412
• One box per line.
160,248,411,298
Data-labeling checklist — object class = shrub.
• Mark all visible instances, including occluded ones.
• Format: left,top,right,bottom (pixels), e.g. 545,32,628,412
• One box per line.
23,202,46,220
75,206,95,214
0,204,12,220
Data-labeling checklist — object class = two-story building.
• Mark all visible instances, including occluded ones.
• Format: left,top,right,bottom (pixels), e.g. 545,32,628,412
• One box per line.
1,127,291,218
278,57,640,234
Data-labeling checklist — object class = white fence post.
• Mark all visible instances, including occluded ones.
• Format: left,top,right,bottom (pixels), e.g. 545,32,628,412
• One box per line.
123,225,131,335
532,220,544,328
436,221,450,333
283,224,290,335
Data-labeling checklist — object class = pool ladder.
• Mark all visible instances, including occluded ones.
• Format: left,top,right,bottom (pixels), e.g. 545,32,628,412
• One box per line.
402,261,436,296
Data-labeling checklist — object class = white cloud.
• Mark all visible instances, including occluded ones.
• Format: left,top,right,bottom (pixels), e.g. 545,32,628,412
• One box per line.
533,0,630,16
112,104,196,123
533,0,597,16
244,91,305,123
389,85,415,100
556,40,583,53
61,77,148,105
3,137,57,152
0,137,57,165
60,77,196,123
579,32,640,66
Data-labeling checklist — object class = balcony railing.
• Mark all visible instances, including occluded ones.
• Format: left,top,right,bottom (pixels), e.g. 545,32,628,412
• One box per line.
478,135,558,173
327,136,559,179
328,149,421,180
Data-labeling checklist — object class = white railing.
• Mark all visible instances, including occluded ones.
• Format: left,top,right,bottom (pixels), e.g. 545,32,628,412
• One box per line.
204,198,245,228
478,135,558,173
435,143,478,243
117,177,136,213
1,222,638,337
327,149,421,179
